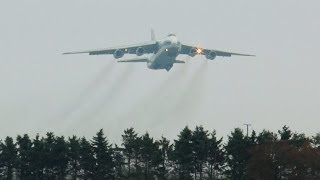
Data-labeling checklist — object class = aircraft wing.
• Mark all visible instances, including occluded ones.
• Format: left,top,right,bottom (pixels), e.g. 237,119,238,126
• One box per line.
63,41,157,55
180,44,255,57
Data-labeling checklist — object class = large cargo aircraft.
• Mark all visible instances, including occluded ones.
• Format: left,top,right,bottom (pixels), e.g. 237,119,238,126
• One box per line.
64,30,254,71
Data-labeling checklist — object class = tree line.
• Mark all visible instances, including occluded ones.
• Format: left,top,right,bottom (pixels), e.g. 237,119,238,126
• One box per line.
0,126,320,180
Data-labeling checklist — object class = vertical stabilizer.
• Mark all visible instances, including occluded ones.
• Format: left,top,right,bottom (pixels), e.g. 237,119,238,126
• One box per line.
151,29,156,41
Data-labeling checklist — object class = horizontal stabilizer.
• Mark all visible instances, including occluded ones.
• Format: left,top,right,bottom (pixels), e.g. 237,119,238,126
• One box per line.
118,58,148,63
174,60,185,63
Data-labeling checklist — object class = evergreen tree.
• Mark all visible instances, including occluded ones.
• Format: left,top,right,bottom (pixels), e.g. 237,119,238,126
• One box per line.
113,145,125,180
30,134,45,180
250,130,257,145
92,129,115,179
0,136,17,180
79,137,95,179
191,126,209,180
16,134,32,179
140,132,161,179
256,130,277,144
0,140,3,177
312,133,320,149
133,136,143,177
53,136,69,179
290,133,309,148
206,130,224,180
43,132,56,178
173,126,193,180
157,136,173,180
225,128,250,180
278,125,292,140
121,127,138,178
68,135,81,180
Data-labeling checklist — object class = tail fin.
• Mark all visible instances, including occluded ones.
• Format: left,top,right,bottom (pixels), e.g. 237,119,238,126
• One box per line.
151,29,156,41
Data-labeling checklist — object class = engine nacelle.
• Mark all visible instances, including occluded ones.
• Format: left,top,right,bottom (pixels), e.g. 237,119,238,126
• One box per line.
136,47,144,56
188,48,197,57
206,51,217,60
113,49,124,59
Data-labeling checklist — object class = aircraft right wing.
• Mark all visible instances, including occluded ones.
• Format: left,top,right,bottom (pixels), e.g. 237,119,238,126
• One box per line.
180,44,255,57
63,41,158,55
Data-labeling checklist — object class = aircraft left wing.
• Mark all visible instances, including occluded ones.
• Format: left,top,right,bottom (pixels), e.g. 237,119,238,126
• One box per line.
63,41,157,55
180,44,255,57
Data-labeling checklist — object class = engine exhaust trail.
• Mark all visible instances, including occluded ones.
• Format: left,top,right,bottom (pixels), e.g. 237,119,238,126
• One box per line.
169,60,209,119
59,62,116,122
145,56,191,99
119,56,192,124
153,59,209,126
79,64,134,122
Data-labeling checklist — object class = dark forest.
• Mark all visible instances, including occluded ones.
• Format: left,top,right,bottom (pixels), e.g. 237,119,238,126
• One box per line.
0,126,320,180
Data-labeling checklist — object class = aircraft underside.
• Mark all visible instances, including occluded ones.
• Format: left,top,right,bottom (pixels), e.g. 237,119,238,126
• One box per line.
149,61,174,71
148,44,180,71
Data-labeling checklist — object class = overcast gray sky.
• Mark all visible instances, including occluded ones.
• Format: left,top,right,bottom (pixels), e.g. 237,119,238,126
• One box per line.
0,1,319,143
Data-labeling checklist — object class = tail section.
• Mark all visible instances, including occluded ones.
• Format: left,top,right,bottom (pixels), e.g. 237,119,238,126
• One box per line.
151,29,156,41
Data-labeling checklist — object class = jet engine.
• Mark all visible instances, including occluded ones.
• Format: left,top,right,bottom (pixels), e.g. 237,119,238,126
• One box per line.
188,48,197,57
206,51,217,60
136,47,144,56
113,49,124,59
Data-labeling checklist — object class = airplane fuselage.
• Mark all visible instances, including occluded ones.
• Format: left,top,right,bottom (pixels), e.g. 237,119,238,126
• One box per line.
147,35,181,71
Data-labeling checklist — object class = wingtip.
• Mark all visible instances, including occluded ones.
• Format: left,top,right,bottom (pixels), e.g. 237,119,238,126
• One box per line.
242,54,255,57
